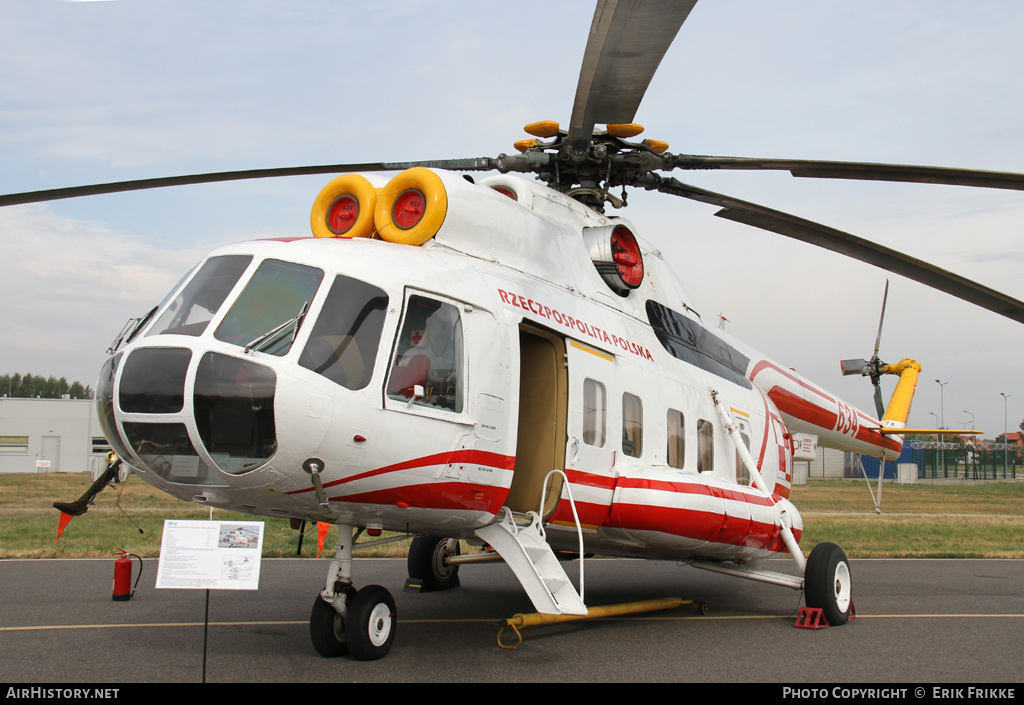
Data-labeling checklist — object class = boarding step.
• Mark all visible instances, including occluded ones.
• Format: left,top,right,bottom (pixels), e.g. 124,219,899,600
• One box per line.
475,508,587,616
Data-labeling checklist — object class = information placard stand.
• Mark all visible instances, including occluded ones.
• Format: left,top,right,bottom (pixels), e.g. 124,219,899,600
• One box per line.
156,520,265,683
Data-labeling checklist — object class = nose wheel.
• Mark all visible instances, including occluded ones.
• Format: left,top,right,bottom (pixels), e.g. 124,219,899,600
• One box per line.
310,584,398,660
310,592,349,657
309,524,398,660
345,585,397,660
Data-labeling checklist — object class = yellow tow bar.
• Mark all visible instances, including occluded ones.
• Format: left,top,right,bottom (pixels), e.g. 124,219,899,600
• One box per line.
497,597,708,649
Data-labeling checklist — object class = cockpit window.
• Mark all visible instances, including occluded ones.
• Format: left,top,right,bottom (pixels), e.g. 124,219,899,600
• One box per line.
148,255,252,338
298,275,389,390
386,295,464,413
214,259,324,356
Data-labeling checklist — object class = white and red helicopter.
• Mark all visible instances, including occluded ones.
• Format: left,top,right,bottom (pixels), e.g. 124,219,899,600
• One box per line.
6,0,1024,661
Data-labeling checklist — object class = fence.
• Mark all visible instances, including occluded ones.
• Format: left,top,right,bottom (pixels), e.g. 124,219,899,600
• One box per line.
860,441,1019,481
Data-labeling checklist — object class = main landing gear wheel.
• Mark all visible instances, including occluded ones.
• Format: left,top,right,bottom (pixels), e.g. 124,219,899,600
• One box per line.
804,542,853,626
345,585,397,661
408,535,461,591
309,594,349,657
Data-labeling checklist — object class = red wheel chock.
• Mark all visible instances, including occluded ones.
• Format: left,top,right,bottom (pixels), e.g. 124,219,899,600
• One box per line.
795,603,855,629
796,607,827,629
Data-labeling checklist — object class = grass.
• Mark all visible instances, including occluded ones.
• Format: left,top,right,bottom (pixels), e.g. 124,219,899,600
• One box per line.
0,472,414,560
1,473,1022,560
792,479,1024,558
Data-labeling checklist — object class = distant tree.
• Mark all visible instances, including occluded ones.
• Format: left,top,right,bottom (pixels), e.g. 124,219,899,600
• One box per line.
1,373,93,399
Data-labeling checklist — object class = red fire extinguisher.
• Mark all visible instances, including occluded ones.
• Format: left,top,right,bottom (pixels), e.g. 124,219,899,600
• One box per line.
113,549,141,601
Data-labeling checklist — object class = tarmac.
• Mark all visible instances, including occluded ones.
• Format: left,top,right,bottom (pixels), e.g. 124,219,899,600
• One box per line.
1,556,1022,685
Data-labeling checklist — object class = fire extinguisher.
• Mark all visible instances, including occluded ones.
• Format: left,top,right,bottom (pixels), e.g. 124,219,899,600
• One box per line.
113,549,142,601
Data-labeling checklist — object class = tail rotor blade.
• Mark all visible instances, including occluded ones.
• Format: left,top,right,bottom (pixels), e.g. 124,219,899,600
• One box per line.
872,380,886,420
840,359,869,376
873,280,889,359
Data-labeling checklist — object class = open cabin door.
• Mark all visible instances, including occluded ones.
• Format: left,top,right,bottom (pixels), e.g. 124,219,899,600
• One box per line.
507,325,567,518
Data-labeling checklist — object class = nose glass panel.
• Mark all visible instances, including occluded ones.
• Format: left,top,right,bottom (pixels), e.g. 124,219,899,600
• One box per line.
121,422,220,485
118,347,192,413
96,354,135,464
194,352,277,475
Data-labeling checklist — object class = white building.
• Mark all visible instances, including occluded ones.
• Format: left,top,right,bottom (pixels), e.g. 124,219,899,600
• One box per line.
793,446,864,483
0,398,108,474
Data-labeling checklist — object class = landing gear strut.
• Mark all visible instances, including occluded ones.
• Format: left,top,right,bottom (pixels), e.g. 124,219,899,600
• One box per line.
309,524,397,660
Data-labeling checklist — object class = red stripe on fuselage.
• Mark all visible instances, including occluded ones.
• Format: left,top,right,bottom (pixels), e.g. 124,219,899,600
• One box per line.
285,450,516,495
606,502,798,553
550,467,794,553
328,481,509,514
614,476,777,507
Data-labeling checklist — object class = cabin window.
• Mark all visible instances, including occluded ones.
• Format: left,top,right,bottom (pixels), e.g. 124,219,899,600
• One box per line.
299,275,389,390
622,393,643,458
667,409,685,469
215,259,324,356
735,430,751,485
387,295,464,413
149,255,252,337
583,378,607,446
697,419,714,472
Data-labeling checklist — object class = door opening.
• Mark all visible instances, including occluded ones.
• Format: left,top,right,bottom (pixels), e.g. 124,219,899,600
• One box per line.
507,325,567,517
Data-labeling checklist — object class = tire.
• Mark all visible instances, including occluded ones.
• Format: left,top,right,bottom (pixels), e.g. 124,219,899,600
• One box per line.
805,542,853,626
309,594,348,657
407,536,461,591
345,585,397,661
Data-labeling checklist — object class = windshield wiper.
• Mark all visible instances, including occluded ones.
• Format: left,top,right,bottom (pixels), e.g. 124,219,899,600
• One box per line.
107,306,158,354
243,301,310,354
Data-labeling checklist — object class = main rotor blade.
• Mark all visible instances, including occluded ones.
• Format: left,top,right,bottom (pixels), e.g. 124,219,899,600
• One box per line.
0,158,496,207
647,175,1024,325
567,0,697,153
669,155,1024,191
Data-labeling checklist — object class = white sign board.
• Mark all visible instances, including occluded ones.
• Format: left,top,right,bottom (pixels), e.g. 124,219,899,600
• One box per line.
156,520,264,591
791,433,819,461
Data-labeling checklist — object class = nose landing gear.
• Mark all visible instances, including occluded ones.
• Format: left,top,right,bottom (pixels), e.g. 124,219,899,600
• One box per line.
309,524,397,661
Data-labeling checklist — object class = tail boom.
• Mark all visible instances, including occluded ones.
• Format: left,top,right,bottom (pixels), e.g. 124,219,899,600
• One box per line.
748,359,906,461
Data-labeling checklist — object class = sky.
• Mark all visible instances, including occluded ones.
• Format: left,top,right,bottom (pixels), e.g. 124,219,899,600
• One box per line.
2,0,1023,439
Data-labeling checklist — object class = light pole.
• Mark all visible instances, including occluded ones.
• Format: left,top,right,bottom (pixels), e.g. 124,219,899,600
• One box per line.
936,380,948,476
963,410,975,480
999,391,1007,479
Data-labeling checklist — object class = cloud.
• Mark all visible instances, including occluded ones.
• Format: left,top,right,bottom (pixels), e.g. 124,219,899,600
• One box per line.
0,205,206,384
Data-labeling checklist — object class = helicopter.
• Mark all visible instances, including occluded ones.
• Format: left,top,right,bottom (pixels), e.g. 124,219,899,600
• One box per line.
5,1,1024,661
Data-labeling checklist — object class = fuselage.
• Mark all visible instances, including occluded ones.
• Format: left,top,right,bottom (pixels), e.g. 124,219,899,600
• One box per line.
97,170,903,564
